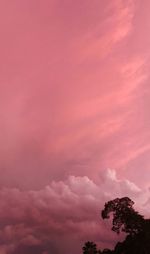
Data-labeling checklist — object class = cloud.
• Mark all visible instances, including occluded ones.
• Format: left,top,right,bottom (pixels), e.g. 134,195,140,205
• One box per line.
76,0,135,61
0,1,150,253
0,0,149,190
0,169,149,254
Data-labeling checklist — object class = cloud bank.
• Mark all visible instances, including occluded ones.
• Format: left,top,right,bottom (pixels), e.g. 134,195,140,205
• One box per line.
0,169,149,254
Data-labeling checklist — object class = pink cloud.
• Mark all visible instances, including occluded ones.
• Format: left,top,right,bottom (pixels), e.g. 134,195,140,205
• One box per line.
78,0,135,61
0,1,150,252
0,0,149,189
0,170,149,254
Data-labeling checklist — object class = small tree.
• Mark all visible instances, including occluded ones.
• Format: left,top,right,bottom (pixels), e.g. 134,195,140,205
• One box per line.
82,241,99,254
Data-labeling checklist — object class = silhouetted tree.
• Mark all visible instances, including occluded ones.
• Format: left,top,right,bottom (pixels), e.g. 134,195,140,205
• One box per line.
82,197,150,254
101,197,144,235
101,197,150,254
82,241,98,254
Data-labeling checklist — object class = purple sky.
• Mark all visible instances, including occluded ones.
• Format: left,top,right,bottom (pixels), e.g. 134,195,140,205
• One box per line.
0,0,150,253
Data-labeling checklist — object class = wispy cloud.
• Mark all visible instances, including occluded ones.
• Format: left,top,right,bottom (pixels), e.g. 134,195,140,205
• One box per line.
76,0,136,61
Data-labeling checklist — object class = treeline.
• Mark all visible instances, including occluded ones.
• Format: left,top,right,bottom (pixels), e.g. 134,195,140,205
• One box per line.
82,197,150,254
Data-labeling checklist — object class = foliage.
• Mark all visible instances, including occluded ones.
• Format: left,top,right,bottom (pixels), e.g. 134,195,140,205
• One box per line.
82,197,150,254
82,241,100,254
101,197,144,235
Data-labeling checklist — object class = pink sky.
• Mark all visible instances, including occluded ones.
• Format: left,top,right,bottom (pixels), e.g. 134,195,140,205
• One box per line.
0,0,150,253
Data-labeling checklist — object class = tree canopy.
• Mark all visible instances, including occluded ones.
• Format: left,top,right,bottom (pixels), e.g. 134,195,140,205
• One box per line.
101,197,144,235
82,197,150,254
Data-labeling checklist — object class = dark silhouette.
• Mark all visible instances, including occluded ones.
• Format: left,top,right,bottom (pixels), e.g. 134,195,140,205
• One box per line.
82,241,100,254
82,197,150,254
101,197,144,235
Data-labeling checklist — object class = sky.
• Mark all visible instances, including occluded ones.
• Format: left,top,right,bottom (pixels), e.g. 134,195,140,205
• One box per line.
0,0,150,253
